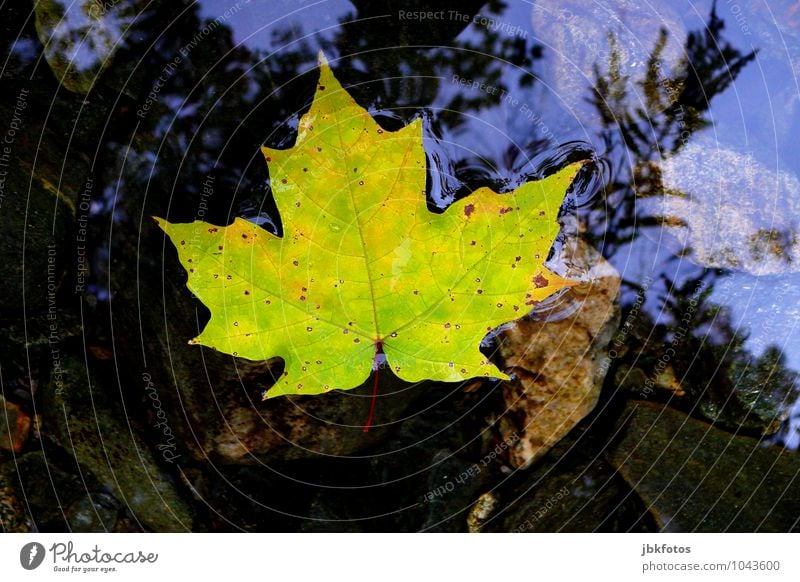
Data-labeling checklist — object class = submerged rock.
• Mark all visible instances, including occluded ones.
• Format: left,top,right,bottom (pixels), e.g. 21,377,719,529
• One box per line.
42,354,193,531
0,92,89,317
0,462,30,532
502,427,654,532
66,492,119,533
497,240,620,468
606,400,800,531
12,450,85,530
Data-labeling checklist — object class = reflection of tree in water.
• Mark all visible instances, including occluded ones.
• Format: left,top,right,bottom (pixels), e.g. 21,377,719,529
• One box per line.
586,4,756,255
614,271,798,437
581,4,798,443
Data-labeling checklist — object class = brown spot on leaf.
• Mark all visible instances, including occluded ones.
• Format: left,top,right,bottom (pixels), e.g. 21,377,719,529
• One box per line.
464,204,475,217
533,274,549,288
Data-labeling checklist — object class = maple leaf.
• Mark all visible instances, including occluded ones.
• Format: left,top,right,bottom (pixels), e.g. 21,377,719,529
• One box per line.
155,53,584,398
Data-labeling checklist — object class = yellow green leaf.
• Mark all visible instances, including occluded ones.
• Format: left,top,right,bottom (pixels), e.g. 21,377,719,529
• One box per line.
155,53,584,398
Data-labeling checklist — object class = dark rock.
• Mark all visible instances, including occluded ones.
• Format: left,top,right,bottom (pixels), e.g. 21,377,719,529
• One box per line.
66,492,119,533
421,450,489,532
11,447,118,531
42,354,193,531
502,431,654,533
0,90,89,317
606,400,800,531
0,461,29,532
13,450,86,530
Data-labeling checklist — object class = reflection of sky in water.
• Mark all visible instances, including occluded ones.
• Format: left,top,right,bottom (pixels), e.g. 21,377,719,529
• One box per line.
197,0,352,52
711,274,800,359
